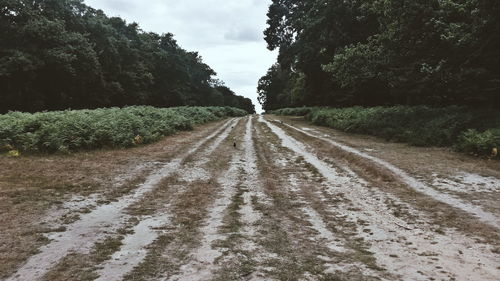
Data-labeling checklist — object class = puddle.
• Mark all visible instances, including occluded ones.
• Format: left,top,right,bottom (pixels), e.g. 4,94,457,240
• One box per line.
61,194,101,211
113,161,162,188
43,193,102,226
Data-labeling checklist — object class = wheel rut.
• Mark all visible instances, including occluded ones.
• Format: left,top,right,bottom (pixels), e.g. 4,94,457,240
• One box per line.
259,116,500,281
7,118,238,281
5,115,500,281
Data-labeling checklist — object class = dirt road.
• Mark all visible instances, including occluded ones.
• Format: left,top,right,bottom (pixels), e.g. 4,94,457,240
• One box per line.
1,115,499,281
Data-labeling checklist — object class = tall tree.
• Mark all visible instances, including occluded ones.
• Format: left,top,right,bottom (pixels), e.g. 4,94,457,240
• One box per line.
0,0,255,113
259,0,500,110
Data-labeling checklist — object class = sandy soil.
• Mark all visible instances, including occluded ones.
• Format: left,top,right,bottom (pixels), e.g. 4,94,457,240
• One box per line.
1,115,499,281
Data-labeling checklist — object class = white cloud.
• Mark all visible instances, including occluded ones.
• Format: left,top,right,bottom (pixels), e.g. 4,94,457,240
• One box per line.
84,0,277,113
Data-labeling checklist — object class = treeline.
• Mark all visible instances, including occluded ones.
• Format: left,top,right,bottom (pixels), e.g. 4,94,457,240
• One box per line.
0,0,255,114
258,0,500,111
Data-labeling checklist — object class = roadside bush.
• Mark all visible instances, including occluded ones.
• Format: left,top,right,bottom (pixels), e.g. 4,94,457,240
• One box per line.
0,106,247,154
456,129,500,156
271,106,500,158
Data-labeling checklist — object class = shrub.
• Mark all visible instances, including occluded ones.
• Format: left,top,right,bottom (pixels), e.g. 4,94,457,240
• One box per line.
456,129,500,156
0,106,247,154
271,106,500,158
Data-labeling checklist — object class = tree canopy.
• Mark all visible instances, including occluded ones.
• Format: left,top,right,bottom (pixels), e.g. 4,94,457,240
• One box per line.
258,0,500,111
0,0,255,113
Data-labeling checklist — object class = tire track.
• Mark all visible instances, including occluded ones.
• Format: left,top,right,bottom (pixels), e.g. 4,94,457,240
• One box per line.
287,174,346,253
166,160,239,281
259,126,347,254
239,116,270,246
210,116,277,280
6,118,237,281
276,119,500,229
91,118,240,281
254,121,383,279
259,116,500,281
94,214,169,281
248,120,369,280
166,117,269,281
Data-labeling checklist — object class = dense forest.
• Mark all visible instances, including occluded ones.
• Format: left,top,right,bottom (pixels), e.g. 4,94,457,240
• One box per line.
0,0,255,114
258,0,500,111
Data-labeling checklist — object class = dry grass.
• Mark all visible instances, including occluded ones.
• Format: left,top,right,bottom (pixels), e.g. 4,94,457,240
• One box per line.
251,121,382,280
269,117,500,245
4,115,498,280
0,119,228,279
123,119,244,281
42,231,129,281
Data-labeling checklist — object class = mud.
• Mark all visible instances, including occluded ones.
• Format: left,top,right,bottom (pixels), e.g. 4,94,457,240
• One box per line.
169,158,240,281
169,117,269,281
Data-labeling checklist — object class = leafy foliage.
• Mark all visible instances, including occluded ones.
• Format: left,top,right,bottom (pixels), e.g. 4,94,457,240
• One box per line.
0,0,255,114
259,0,500,111
456,129,500,156
0,106,247,153
270,106,500,157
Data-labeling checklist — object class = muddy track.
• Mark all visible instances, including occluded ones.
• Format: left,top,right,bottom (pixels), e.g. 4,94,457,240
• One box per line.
275,119,500,229
259,116,499,280
6,118,238,281
2,116,499,281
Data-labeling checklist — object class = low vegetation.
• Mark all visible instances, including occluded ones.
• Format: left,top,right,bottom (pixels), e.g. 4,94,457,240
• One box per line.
269,106,500,158
0,106,246,154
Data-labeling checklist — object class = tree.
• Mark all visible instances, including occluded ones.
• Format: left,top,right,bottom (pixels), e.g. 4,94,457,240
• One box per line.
0,0,255,113
259,0,500,110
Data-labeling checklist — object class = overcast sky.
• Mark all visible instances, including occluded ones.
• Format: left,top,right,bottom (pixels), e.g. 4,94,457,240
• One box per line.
84,0,277,113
